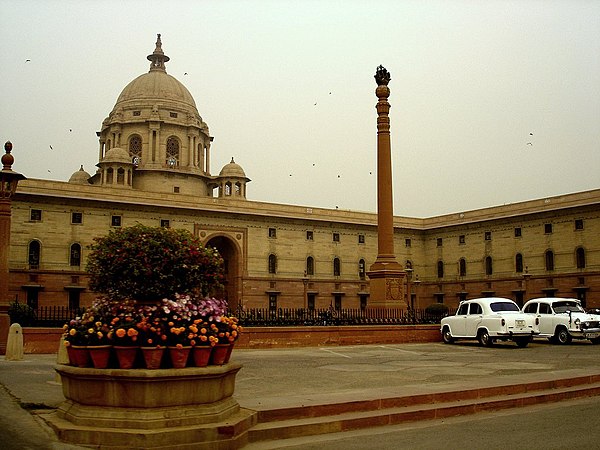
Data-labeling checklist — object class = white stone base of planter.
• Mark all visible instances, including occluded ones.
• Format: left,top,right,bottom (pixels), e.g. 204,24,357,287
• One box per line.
44,363,256,449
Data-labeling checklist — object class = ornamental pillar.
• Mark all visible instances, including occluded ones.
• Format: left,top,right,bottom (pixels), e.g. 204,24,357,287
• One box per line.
367,66,407,308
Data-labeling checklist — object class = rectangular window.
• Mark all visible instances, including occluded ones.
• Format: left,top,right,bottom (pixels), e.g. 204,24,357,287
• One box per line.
333,232,340,242
307,293,316,310
173,186,180,193
111,215,122,227
306,230,314,240
268,227,277,238
405,238,411,248
514,227,522,237
132,110,141,116
544,223,553,234
358,234,365,244
575,219,584,230
484,231,491,241
71,212,83,224
269,294,277,311
160,219,170,228
334,294,342,311
459,235,465,245
169,112,178,118
30,209,42,221
436,238,443,247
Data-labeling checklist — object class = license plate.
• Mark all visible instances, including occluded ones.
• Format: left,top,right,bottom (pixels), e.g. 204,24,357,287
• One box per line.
586,333,599,339
516,320,525,327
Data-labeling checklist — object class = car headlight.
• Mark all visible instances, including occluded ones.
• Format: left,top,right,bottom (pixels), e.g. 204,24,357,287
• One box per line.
574,318,581,328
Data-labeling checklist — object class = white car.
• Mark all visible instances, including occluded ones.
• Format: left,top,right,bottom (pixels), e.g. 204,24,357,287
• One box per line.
441,297,539,347
522,297,600,345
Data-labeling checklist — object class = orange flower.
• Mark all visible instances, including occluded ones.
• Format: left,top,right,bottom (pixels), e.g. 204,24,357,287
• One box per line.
116,328,126,338
127,328,138,337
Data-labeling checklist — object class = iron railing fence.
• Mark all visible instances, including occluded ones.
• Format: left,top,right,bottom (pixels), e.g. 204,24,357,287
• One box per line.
9,305,86,328
12,306,455,328
234,307,456,327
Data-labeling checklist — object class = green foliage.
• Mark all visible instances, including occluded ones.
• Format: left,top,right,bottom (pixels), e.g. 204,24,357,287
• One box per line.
424,303,449,315
86,224,224,301
8,300,35,326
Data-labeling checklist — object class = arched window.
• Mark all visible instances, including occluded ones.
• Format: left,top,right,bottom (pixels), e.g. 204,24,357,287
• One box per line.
515,253,523,273
333,257,341,277
306,256,315,276
576,247,586,269
358,259,366,279
485,256,493,276
224,182,232,196
459,258,467,277
70,243,81,267
268,254,277,274
437,260,444,278
117,167,125,184
405,260,413,270
28,240,41,269
129,135,142,165
545,250,554,271
166,137,179,167
106,167,114,184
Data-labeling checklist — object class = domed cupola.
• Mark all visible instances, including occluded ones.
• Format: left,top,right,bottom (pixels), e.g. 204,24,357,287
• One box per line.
68,165,92,184
213,157,250,199
96,147,134,188
93,34,216,197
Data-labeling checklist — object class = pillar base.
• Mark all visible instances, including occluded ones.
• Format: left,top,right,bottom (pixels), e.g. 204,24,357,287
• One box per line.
368,257,407,308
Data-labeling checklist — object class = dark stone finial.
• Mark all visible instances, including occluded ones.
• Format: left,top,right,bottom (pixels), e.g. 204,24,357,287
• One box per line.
374,65,391,86
3,141,14,170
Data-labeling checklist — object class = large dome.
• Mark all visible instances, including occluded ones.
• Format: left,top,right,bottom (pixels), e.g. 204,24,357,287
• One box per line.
114,70,197,110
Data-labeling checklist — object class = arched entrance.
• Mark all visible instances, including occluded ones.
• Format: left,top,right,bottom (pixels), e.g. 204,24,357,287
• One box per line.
205,235,241,310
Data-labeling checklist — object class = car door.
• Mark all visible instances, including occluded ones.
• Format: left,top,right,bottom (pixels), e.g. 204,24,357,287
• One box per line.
452,303,469,336
538,302,555,335
465,302,483,337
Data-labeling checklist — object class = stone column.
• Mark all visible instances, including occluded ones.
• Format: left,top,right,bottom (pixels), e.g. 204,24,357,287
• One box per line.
0,142,26,354
367,66,407,308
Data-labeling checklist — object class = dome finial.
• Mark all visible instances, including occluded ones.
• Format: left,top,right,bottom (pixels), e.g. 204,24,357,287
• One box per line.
147,33,170,73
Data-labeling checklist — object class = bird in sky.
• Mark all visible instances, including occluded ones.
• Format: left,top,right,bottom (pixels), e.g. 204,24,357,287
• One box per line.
49,145,53,150
25,59,31,62
526,142,533,146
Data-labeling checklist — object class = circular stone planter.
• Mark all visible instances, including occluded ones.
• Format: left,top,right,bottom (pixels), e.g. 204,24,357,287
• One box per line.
45,363,255,449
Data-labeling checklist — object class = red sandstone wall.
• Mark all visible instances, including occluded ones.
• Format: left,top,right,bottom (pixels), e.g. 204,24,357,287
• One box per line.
21,325,442,354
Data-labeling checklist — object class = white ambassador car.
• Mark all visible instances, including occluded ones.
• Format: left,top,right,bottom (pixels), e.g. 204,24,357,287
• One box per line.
522,297,600,345
441,297,539,347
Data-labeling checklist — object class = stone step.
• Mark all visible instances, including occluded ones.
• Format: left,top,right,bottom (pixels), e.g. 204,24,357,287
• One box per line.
246,379,600,445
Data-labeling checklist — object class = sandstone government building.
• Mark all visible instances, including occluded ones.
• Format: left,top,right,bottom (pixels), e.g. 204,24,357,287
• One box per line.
8,36,600,313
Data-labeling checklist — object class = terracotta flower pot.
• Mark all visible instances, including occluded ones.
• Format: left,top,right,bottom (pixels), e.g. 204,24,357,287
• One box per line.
114,346,139,369
168,346,191,368
210,344,230,365
191,346,212,367
141,346,165,369
67,345,91,368
88,345,112,369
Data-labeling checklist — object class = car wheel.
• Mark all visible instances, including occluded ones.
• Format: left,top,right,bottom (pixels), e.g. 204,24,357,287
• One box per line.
515,337,530,348
442,327,454,344
478,329,493,347
590,337,600,345
555,327,572,345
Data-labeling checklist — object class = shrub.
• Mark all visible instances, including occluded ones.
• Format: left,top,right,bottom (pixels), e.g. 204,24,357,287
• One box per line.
86,224,224,301
8,300,35,326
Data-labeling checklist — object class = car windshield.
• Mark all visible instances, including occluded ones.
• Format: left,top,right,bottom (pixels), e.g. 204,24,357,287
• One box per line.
553,302,584,313
490,302,519,312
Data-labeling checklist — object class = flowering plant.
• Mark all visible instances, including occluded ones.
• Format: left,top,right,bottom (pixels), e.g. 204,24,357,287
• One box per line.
86,224,224,301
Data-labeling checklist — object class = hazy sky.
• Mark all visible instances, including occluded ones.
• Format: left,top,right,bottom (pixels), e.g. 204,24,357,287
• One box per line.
1,0,599,217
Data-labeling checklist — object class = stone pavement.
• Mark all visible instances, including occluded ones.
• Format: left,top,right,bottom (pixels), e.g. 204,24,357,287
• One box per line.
1,340,600,448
